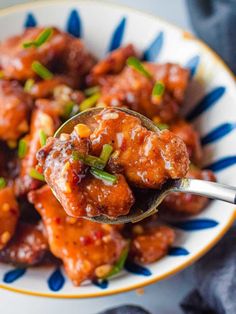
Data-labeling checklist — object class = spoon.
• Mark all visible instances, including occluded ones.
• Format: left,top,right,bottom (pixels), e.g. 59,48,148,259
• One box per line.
55,107,236,224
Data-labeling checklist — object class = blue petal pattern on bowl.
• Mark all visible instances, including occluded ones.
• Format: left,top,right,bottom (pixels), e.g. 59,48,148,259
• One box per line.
48,268,65,292
24,12,37,28
3,268,26,283
169,247,190,256
185,55,200,78
66,9,82,38
172,219,219,231
92,279,109,289
108,17,126,52
187,87,226,121
206,156,236,172
143,31,164,61
201,123,236,145
125,261,152,276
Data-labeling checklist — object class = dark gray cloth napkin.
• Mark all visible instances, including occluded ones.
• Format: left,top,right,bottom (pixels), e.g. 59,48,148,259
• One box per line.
181,226,236,313
186,0,236,74
98,305,150,314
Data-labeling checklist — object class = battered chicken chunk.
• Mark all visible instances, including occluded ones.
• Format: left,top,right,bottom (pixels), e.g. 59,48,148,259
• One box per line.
0,27,95,86
28,77,84,100
163,166,216,215
0,187,19,250
170,119,203,165
128,224,175,264
15,101,60,195
28,186,128,285
96,62,189,122
87,44,137,85
0,80,32,142
37,132,134,218
91,109,189,188
0,222,48,266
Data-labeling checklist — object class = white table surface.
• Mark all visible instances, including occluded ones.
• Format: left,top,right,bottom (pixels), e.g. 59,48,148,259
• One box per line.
0,1,195,313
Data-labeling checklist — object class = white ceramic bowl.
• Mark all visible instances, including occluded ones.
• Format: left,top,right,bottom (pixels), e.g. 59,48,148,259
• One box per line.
0,0,236,298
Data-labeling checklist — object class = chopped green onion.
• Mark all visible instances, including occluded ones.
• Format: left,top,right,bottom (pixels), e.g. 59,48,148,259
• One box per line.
63,100,79,119
99,144,113,165
126,56,152,79
29,168,45,181
103,245,129,279
39,129,47,146
23,27,53,48
90,167,117,184
155,122,169,130
32,61,53,80
152,81,165,98
79,93,101,112
84,86,100,96
24,78,35,92
18,139,27,159
72,151,105,169
0,177,6,189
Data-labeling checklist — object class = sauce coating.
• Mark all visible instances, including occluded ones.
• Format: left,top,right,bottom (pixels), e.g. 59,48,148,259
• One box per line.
28,186,127,285
37,108,189,218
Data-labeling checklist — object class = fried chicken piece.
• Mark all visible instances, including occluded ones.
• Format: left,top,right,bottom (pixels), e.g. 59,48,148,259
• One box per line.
0,27,95,86
91,109,189,188
97,63,189,122
28,185,127,285
0,80,32,142
0,222,48,266
15,101,60,195
128,224,175,264
37,133,134,218
28,76,84,99
163,166,216,215
170,119,203,165
0,187,19,250
87,44,137,85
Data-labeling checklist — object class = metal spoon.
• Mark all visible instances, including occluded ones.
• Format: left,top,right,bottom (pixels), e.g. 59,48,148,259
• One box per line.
55,107,236,224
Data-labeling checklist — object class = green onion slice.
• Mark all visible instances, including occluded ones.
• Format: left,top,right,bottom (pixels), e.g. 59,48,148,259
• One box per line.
90,167,117,184
29,168,45,181
0,177,6,189
32,61,53,80
24,78,35,92
72,151,105,169
152,81,165,98
18,139,27,159
126,56,152,79
39,129,47,146
99,144,113,165
23,27,53,48
103,245,129,279
84,86,100,97
155,122,169,130
62,102,80,120
79,93,101,112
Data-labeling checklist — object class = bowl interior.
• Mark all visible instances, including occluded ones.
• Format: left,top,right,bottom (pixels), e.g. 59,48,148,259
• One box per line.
0,0,235,298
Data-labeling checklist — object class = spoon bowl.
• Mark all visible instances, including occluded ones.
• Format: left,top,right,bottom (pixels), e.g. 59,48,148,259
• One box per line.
55,108,236,224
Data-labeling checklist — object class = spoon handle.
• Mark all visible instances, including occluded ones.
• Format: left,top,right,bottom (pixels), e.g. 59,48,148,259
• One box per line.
174,178,236,204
